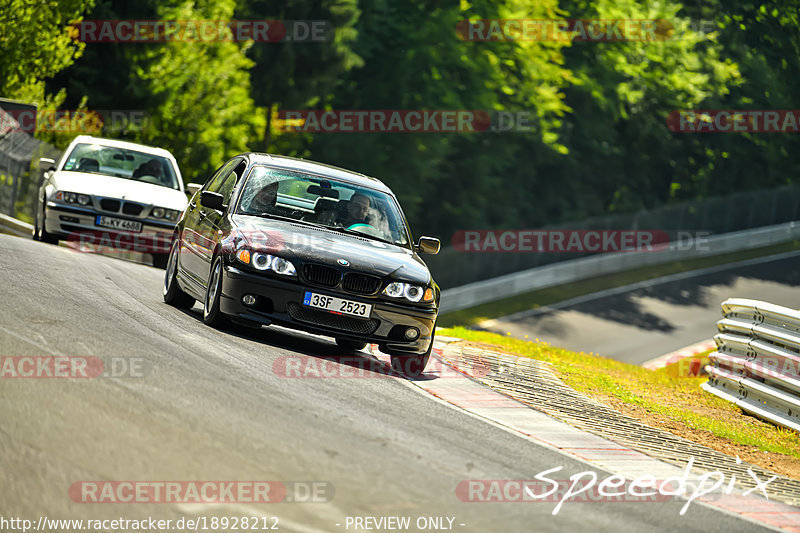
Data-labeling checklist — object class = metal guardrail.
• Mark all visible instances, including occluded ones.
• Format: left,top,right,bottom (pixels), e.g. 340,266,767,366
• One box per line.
441,222,800,313
703,298,800,432
0,213,33,237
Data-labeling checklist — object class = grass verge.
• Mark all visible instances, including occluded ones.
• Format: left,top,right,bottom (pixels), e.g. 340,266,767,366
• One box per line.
439,240,800,327
439,327,800,476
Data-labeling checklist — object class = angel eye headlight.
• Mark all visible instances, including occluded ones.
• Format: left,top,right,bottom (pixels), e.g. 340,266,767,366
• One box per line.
252,252,273,271
383,282,404,298
403,284,424,302
271,256,296,276
383,282,427,302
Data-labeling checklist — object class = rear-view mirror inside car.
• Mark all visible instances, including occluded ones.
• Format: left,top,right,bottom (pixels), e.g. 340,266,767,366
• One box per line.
307,184,340,199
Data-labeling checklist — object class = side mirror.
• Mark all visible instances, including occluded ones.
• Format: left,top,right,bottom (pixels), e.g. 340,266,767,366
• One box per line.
39,158,56,171
186,183,202,198
417,236,440,255
200,190,225,211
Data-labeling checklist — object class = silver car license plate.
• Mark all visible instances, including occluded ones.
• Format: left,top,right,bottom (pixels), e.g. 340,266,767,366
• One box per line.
96,216,142,233
303,292,371,318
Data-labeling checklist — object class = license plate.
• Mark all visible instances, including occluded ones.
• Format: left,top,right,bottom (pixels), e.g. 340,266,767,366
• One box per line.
96,216,142,233
303,292,372,318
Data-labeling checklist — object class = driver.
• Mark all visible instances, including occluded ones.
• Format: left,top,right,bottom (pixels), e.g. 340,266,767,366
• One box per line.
337,192,372,227
134,159,164,180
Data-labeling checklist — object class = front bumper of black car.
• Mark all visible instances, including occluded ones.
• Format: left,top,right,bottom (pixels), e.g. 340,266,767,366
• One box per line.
219,265,437,355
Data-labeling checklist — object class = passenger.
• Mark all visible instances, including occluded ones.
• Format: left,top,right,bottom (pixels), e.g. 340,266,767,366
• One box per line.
134,159,164,180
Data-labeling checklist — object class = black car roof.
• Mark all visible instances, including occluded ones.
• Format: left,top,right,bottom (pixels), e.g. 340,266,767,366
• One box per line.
243,153,393,194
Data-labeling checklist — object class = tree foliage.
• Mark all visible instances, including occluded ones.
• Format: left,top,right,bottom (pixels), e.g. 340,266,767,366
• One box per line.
0,0,94,104
9,0,800,247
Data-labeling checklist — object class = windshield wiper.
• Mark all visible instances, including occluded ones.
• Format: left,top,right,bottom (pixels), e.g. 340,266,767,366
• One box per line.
251,213,332,231
321,224,399,246
252,212,301,224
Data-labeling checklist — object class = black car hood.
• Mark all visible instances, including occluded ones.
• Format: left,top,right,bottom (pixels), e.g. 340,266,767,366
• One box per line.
230,215,432,284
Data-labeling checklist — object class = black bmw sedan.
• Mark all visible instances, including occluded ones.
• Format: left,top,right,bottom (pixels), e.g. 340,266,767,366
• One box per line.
163,153,441,376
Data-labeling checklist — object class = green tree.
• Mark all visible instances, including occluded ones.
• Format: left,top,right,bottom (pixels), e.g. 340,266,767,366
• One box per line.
235,0,362,150
0,0,94,104
302,0,575,238
133,0,261,182
54,0,261,181
532,0,739,221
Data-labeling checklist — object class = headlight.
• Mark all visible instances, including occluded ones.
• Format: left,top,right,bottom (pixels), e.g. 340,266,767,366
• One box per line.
383,282,432,303
252,252,272,271
151,207,180,220
404,285,424,302
272,256,296,276
59,191,91,206
383,282,404,298
236,249,297,277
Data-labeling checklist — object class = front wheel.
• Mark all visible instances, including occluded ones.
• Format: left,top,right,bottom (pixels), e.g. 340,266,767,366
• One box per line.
203,255,230,328
151,252,169,269
390,330,435,377
37,203,59,245
163,239,195,309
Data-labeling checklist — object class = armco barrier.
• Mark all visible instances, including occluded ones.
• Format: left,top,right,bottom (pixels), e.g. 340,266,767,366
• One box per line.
440,221,800,313
703,298,800,432
0,213,33,237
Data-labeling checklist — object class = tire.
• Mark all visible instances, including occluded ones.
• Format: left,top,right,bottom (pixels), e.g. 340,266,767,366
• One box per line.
151,252,169,269
203,255,230,328
32,203,40,241
336,338,367,351
37,203,59,245
163,239,195,309
390,329,435,377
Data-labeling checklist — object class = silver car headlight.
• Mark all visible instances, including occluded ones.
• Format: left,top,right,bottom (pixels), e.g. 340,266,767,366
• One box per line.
57,191,91,206
151,207,180,221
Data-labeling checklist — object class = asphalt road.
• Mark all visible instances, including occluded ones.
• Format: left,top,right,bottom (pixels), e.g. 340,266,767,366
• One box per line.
482,252,800,365
0,234,774,532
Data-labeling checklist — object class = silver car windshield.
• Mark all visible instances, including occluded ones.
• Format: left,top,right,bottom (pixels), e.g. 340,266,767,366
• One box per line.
62,143,180,190
237,165,411,246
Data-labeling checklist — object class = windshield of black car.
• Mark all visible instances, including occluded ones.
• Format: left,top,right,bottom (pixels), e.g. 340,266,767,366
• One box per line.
236,165,410,246
61,143,180,190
